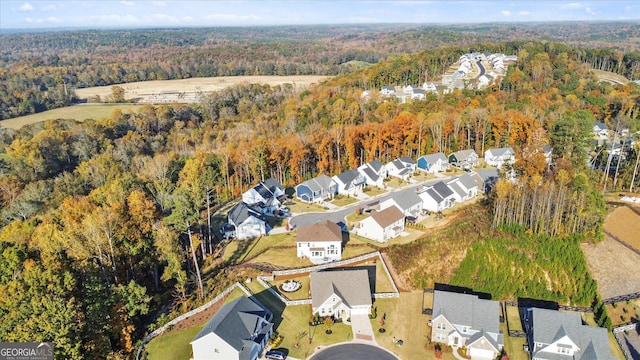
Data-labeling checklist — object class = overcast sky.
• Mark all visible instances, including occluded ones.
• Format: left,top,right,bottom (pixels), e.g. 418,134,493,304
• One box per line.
1,1,639,30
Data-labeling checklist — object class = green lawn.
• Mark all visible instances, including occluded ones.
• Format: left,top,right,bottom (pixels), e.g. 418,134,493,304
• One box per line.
248,247,313,269
224,232,296,265
331,195,358,207
285,200,328,214
384,178,410,189
501,323,529,360
0,104,145,129
269,276,311,301
362,186,387,197
145,324,202,360
505,305,524,332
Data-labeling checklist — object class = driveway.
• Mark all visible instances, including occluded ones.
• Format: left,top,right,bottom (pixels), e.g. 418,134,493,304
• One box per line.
350,313,376,344
289,178,445,229
308,343,398,360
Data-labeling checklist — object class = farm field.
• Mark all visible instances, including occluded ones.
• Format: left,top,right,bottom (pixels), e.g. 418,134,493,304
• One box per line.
0,104,145,129
603,205,640,251
74,75,330,101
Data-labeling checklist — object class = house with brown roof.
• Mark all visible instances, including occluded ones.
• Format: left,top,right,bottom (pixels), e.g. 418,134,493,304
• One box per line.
296,220,343,264
354,206,405,242
310,269,372,320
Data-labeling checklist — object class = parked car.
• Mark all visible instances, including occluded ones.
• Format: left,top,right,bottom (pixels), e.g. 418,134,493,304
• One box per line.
265,350,287,360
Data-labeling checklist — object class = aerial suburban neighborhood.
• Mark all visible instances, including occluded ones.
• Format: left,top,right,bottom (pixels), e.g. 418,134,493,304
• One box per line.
4,14,640,360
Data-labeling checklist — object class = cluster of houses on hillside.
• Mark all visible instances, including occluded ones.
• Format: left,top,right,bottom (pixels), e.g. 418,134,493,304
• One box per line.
222,147,527,246
366,52,517,102
189,279,617,360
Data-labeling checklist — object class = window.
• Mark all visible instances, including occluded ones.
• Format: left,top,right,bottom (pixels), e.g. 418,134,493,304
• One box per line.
436,333,446,341
298,243,301,247
214,349,219,353
437,322,446,330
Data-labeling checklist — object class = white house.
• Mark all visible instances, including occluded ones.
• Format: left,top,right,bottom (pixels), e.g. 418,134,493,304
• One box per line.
355,206,405,242
296,220,343,264
484,147,515,169
381,86,395,95
593,122,609,138
310,269,372,320
242,178,286,214
524,307,617,360
357,160,387,188
385,157,415,180
191,296,273,360
431,290,503,360
332,169,365,197
380,191,422,218
417,152,449,173
227,202,270,240
446,174,478,203
419,181,456,213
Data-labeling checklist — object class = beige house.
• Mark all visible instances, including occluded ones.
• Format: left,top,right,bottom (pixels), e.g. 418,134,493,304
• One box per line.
431,290,503,360
296,220,342,264
310,269,372,320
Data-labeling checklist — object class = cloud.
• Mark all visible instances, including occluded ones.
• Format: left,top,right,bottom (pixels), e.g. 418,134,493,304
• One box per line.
25,17,33,22
519,11,530,15
121,1,134,5
19,2,34,11
561,2,584,9
203,13,261,21
149,1,167,6
501,10,512,16
42,4,57,11
36,16,62,24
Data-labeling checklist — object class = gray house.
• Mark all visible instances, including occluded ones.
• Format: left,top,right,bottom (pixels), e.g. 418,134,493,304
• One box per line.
296,175,336,203
228,202,270,240
431,290,504,360
448,149,479,169
332,169,365,197
380,190,423,218
191,296,273,360
524,307,616,360
310,269,372,320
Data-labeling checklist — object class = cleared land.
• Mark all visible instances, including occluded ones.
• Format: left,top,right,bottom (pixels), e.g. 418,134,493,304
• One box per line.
591,69,631,84
582,232,640,299
603,205,640,251
582,205,640,299
0,104,144,129
74,75,330,102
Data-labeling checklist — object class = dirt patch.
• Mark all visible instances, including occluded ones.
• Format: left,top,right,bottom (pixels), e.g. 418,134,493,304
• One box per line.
163,294,230,335
604,206,640,251
74,75,329,102
582,237,640,299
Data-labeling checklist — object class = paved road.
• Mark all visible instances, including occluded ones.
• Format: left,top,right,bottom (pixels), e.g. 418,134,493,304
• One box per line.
308,343,398,360
288,177,444,229
476,60,486,77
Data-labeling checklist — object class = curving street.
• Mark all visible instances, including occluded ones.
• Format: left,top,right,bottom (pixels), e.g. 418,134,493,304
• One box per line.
288,177,445,229
308,343,398,360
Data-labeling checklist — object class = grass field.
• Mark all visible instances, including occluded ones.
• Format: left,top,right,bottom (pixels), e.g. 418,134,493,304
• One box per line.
145,324,202,360
74,75,330,101
0,104,145,129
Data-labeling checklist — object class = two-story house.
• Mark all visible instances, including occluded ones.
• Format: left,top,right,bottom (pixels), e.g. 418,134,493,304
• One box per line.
296,220,343,264
296,175,336,203
524,307,616,360
355,206,405,242
358,160,387,188
332,169,365,197
417,152,449,173
310,269,372,320
227,202,270,240
191,296,273,360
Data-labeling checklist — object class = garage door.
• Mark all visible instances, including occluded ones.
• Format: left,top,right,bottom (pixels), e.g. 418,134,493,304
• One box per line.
468,347,495,360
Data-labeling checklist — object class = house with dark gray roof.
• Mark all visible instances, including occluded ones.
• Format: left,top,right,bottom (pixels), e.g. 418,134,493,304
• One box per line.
355,206,405,242
332,169,365,197
380,190,422,218
191,296,273,360
448,149,479,169
242,178,286,214
417,153,449,173
431,290,503,360
358,160,387,188
524,307,616,360
296,220,343,264
418,181,456,212
472,169,500,193
228,202,270,240
296,175,336,203
310,269,372,320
